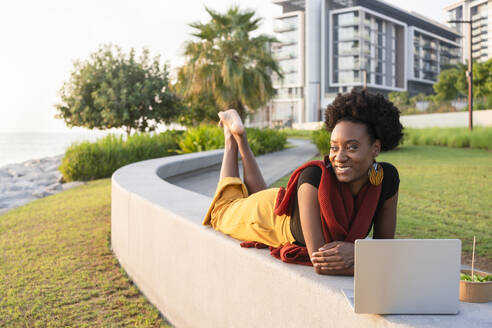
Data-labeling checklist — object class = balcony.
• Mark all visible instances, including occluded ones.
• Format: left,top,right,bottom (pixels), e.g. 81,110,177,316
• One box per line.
440,50,450,57
338,58,361,71
276,36,298,46
422,53,437,61
336,12,360,27
472,49,488,58
339,48,360,56
422,65,438,73
283,76,300,85
337,26,360,41
440,58,451,65
423,73,437,81
281,67,298,74
471,14,487,25
472,35,487,44
441,57,459,66
274,22,298,33
422,42,437,50
275,52,298,61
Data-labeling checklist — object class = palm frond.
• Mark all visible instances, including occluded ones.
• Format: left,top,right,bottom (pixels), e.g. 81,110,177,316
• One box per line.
177,5,281,117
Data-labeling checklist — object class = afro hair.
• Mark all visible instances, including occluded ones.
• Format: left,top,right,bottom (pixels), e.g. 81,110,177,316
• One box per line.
324,88,404,151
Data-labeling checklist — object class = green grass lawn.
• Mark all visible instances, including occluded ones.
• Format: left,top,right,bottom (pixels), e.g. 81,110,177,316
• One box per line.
0,144,490,325
0,180,170,327
272,145,492,260
379,145,491,257
280,128,314,140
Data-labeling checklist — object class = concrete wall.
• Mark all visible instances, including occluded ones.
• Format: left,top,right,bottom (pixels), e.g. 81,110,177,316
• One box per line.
400,109,492,128
292,110,492,130
111,149,492,327
292,121,325,130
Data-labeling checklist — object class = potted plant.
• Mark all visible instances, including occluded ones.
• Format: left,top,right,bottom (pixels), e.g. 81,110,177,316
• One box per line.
459,237,492,303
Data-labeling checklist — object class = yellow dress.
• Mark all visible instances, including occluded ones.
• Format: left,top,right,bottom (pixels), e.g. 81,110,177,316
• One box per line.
203,177,296,248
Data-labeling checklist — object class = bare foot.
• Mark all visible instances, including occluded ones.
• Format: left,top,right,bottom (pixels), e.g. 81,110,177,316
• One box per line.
218,114,237,149
222,122,234,142
218,109,245,137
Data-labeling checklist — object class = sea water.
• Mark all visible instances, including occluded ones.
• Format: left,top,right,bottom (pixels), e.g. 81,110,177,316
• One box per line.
0,131,122,168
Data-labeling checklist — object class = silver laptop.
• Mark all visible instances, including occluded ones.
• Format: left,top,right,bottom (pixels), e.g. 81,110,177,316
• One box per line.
343,239,461,314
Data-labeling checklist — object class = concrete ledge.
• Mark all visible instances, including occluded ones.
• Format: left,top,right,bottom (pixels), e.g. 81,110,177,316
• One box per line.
111,150,492,327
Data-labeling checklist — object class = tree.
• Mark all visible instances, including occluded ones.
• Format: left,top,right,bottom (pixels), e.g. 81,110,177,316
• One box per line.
434,59,492,107
433,67,464,101
56,44,181,136
388,91,410,107
176,6,283,121
172,72,220,126
473,58,492,99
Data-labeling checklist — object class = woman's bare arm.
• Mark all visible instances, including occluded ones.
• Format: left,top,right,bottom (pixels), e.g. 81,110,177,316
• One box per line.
298,183,354,275
373,192,398,239
297,183,325,259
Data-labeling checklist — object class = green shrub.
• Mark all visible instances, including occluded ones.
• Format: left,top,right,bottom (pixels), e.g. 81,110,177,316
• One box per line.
403,127,491,150
470,128,492,149
473,96,492,110
312,129,331,156
60,125,288,182
59,131,180,181
177,125,287,156
246,128,287,155
176,124,224,153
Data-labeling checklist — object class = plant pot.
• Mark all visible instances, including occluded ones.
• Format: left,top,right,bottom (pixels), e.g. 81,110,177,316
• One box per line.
459,269,492,303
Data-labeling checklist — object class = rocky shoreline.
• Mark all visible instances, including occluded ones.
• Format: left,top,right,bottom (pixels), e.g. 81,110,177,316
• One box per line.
0,155,85,215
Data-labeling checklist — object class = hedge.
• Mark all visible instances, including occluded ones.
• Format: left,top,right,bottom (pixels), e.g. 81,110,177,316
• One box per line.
60,126,287,181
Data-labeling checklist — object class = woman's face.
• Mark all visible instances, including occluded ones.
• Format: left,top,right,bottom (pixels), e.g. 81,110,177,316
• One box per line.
329,120,381,186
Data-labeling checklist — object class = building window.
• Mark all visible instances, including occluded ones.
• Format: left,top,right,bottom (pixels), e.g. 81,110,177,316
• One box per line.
338,70,360,83
338,41,359,55
281,58,299,74
338,56,360,70
337,11,359,26
447,6,463,33
338,26,359,41
277,44,298,60
278,30,299,45
274,16,299,33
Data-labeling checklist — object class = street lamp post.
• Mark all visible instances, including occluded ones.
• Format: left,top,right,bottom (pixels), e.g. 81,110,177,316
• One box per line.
449,19,473,130
360,68,367,90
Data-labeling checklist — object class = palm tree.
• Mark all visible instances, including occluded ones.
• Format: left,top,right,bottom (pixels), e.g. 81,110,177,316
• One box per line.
176,6,283,121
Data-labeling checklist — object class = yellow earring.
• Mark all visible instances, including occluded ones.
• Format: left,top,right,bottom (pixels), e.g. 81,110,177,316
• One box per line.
368,163,384,186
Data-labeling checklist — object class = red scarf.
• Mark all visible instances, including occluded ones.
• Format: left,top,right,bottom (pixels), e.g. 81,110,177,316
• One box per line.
240,160,382,266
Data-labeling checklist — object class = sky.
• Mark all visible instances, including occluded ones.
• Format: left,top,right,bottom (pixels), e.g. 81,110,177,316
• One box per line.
0,0,456,133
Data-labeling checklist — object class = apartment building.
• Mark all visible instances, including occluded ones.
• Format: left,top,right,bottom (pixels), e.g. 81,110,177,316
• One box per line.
444,0,491,63
248,0,462,127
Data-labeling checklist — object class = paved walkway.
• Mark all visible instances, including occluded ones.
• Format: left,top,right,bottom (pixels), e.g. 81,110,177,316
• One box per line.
166,138,319,197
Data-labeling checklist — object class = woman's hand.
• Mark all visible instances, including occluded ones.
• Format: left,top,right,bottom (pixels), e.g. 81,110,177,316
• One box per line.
311,241,354,275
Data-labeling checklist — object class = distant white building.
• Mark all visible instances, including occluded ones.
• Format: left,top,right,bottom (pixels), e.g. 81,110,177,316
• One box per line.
444,0,492,63
247,0,462,128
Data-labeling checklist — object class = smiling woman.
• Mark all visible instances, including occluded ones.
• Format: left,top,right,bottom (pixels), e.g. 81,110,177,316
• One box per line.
203,88,404,276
